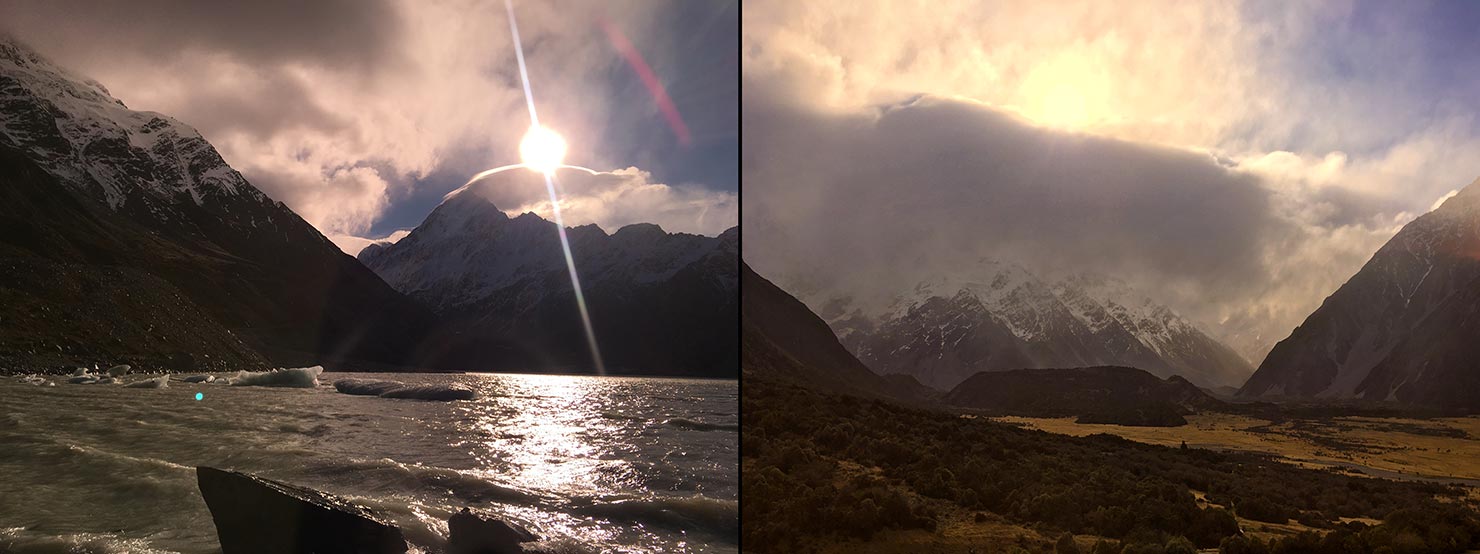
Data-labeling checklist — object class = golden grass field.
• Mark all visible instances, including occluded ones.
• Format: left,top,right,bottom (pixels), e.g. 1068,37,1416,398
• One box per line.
994,414,1480,483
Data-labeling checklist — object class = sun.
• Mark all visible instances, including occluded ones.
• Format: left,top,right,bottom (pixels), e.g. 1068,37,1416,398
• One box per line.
519,124,567,175
1019,53,1111,130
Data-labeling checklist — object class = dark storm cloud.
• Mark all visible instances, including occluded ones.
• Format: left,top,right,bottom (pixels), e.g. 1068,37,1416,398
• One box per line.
0,0,404,71
742,82,1293,309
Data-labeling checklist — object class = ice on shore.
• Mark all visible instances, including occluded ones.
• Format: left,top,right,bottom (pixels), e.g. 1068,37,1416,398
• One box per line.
125,376,168,389
332,379,476,401
228,366,323,388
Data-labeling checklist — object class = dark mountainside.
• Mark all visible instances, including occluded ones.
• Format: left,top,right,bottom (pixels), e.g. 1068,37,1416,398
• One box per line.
944,365,1224,425
0,39,439,372
358,184,738,377
740,261,924,400
741,266,1480,553
1241,177,1480,409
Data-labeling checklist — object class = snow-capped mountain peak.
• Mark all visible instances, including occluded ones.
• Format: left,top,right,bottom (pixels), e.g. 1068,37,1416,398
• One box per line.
822,260,1251,390
0,38,257,212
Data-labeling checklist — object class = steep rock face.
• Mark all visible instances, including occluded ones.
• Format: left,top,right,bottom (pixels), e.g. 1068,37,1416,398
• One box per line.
359,183,737,376
1240,178,1480,407
0,38,438,370
830,261,1250,390
740,262,923,400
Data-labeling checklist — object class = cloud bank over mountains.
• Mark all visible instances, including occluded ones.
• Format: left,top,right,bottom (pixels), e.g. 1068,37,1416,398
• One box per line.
0,0,738,248
741,0,1480,362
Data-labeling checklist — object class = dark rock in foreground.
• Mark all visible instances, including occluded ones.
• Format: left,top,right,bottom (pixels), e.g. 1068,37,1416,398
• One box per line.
448,507,538,554
196,466,408,554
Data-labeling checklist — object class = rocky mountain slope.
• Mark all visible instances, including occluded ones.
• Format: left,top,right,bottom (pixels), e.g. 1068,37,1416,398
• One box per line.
358,178,738,376
826,260,1250,390
0,38,437,371
740,262,924,399
1240,178,1480,408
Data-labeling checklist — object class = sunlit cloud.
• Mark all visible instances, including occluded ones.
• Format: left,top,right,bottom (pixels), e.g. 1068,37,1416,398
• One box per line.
742,0,1480,363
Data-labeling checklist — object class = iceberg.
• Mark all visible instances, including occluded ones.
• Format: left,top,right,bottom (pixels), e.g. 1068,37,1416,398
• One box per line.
332,379,476,401
107,364,132,377
125,376,168,388
333,379,406,396
379,384,476,401
228,366,324,388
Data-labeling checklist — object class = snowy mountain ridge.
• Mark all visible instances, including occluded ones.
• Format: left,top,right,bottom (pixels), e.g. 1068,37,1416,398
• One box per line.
0,39,260,216
358,174,739,375
819,259,1252,390
0,37,439,370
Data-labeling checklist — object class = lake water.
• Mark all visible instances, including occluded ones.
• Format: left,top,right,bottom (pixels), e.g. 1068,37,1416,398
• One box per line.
0,371,738,553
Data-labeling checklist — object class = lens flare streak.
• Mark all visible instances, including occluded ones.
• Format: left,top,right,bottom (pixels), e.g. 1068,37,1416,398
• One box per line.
503,0,606,375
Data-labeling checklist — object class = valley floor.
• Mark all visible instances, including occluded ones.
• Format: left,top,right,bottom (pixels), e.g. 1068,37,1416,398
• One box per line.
995,413,1480,485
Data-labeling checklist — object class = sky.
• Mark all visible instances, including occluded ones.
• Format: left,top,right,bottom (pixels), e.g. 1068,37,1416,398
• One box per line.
0,0,738,254
741,0,1480,364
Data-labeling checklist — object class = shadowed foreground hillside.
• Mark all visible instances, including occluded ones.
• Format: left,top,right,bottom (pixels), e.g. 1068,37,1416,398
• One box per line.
742,377,1480,553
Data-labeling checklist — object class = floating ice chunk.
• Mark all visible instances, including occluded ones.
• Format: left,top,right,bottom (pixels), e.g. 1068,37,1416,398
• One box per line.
72,367,90,377
228,366,324,388
333,379,406,396
107,364,132,377
19,375,48,386
182,375,216,383
331,379,475,401
96,377,117,385
68,375,98,384
379,384,476,401
126,376,168,388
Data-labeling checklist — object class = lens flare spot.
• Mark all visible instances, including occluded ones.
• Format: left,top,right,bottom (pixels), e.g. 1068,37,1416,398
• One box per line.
519,125,567,175
195,392,203,401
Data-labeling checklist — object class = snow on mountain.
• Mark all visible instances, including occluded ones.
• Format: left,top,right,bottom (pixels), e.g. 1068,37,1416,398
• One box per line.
0,39,262,217
825,260,1251,390
358,175,739,376
1240,177,1480,407
0,37,436,370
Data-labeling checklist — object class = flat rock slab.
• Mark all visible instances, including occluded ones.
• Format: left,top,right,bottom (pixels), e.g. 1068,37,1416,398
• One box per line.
196,466,408,554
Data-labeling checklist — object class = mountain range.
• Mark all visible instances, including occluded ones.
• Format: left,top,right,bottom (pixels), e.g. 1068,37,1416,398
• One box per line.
818,260,1250,390
0,38,735,377
358,178,738,376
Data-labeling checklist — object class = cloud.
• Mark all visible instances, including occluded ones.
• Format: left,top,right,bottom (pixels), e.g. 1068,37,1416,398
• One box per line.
0,0,404,71
458,166,737,237
741,85,1454,365
741,0,1480,363
0,0,732,239
330,229,411,257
